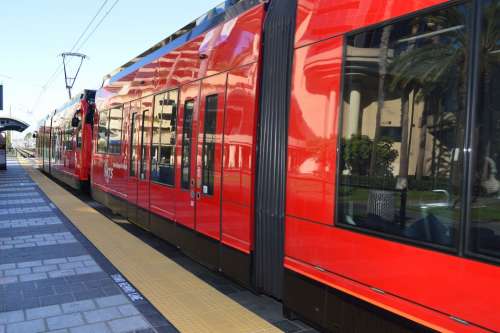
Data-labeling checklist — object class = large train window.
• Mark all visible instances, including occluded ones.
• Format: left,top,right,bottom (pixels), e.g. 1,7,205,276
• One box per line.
151,89,178,186
130,113,137,177
181,100,194,190
201,94,218,196
97,110,109,153
337,3,472,249
468,0,500,260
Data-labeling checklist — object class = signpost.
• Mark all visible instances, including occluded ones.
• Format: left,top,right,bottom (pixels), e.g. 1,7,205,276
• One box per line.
0,133,6,170
0,85,3,110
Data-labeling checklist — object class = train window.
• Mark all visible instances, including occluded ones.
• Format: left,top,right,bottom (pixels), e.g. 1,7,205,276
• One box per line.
181,100,194,190
201,94,218,196
97,110,109,153
151,90,178,186
108,107,123,154
130,113,137,177
139,110,150,180
76,112,82,149
151,94,163,181
468,0,500,260
337,3,472,249
64,126,73,151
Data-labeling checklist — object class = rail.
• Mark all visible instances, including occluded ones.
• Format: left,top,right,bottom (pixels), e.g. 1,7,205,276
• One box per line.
16,147,35,158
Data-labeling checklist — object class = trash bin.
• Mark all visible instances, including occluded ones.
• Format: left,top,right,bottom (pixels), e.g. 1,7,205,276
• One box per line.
367,190,395,222
0,133,6,170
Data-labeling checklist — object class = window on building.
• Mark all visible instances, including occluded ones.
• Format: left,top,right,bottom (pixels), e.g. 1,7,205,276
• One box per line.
468,0,500,260
97,110,109,153
181,100,194,190
337,3,472,249
108,107,123,154
151,90,178,185
201,95,218,196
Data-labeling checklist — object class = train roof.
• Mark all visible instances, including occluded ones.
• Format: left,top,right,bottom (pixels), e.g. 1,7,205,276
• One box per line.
104,0,259,85
53,90,96,118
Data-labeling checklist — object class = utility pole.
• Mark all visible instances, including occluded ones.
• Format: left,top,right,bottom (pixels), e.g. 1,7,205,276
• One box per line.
60,52,88,99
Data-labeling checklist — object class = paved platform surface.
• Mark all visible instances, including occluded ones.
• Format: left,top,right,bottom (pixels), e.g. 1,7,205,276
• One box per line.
0,160,176,333
5,158,317,333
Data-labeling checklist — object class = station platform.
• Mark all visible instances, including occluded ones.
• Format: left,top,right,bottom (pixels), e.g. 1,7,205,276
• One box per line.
0,158,316,333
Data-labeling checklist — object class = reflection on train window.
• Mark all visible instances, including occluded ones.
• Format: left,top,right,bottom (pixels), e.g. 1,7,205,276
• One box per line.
337,3,472,249
151,89,178,186
108,107,123,154
181,100,194,190
201,95,218,196
64,125,73,151
139,110,150,180
76,112,82,149
97,110,109,153
130,113,137,177
468,0,500,260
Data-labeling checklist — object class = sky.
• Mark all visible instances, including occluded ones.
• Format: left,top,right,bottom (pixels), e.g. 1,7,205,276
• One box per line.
0,0,223,140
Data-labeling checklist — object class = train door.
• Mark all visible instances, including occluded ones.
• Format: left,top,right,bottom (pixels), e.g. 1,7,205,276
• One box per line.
136,97,153,230
175,82,200,231
195,73,227,240
127,107,139,223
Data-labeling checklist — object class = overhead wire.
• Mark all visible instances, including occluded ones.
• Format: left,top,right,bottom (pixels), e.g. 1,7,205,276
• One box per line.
31,0,118,112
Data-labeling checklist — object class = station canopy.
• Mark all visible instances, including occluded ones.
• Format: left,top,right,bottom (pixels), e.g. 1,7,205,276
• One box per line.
0,118,29,132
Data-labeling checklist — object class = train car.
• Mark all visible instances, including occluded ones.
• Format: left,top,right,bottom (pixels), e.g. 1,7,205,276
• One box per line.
32,0,500,332
37,90,96,190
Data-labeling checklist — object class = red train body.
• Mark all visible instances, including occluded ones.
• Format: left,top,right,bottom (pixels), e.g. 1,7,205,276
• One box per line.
36,90,95,190
36,1,500,332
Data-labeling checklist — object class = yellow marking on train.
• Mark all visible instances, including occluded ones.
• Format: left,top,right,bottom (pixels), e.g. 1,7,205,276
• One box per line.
18,158,282,333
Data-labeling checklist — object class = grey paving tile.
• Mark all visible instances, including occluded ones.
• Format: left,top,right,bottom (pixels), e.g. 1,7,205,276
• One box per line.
44,258,68,265
5,319,45,333
46,313,84,330
83,307,122,323
20,272,48,282
95,295,129,309
70,322,111,333
26,304,62,320
117,304,139,317
108,316,150,333
4,268,30,277
33,264,58,273
0,311,24,325
62,300,96,314
75,266,101,275
0,265,15,271
40,293,75,307
17,261,42,268
0,277,18,285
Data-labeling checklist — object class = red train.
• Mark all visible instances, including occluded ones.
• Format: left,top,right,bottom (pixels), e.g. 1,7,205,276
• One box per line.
36,0,500,332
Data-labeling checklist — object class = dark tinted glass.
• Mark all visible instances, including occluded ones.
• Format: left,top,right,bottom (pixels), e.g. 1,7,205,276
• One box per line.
97,110,109,153
76,112,82,149
108,107,123,154
338,3,471,248
181,100,194,190
139,110,150,180
130,113,137,177
201,95,218,196
468,0,500,259
151,90,178,185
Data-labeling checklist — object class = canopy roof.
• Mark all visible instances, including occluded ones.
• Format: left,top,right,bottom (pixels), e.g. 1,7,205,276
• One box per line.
0,118,29,132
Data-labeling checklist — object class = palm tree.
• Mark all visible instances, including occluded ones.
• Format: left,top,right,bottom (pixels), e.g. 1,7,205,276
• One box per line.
369,25,393,176
388,5,470,189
